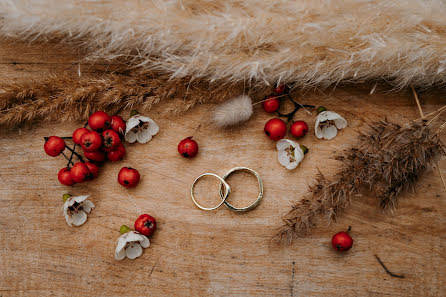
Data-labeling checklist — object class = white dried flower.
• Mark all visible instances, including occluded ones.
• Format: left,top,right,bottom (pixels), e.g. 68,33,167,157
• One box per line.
212,95,253,127
125,114,159,144
62,195,95,226
115,231,150,260
315,111,347,140
276,139,305,170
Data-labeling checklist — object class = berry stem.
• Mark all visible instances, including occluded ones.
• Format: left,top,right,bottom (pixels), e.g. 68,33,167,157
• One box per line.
67,143,77,167
65,146,85,162
61,152,75,166
276,93,314,123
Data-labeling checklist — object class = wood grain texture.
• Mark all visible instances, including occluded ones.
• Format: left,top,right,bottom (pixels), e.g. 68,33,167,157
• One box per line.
0,40,445,297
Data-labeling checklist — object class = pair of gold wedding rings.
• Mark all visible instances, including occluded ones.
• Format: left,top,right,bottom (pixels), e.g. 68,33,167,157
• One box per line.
190,167,264,212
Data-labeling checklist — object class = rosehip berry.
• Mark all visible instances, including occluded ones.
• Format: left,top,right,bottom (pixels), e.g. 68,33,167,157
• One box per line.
262,95,280,113
275,84,286,94
80,131,102,152
44,136,66,157
332,231,353,252
134,214,157,237
88,111,111,131
102,129,121,151
178,137,199,158
84,162,99,179
58,167,75,186
70,162,92,183
72,128,89,145
107,143,126,162
118,167,140,188
84,150,106,163
290,120,309,138
264,118,287,141
110,115,126,136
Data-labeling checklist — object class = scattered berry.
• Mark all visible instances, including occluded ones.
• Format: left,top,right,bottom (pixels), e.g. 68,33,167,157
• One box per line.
134,214,157,237
178,137,199,158
72,128,89,145
84,162,99,179
290,120,309,138
107,143,126,162
84,150,106,163
88,111,111,131
110,115,126,136
44,136,66,157
274,84,286,94
264,118,287,141
102,129,121,151
58,167,75,186
80,131,102,152
118,167,140,188
70,162,92,183
262,95,280,113
332,231,353,252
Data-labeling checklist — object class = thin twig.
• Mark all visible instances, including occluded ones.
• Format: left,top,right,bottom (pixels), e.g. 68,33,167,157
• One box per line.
411,85,424,118
374,255,405,278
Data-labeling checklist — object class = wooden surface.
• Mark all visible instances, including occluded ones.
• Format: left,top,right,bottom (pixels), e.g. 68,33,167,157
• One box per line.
0,41,445,297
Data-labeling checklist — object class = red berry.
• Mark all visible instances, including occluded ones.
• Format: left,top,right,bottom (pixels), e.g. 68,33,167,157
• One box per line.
84,150,106,163
70,162,92,183
88,111,111,131
264,118,287,141
332,231,353,252
44,136,66,157
262,95,280,113
107,143,126,162
72,128,89,145
178,137,199,158
275,84,286,94
110,115,126,136
134,214,157,237
80,131,102,152
118,167,140,188
102,129,121,151
84,162,99,179
58,167,75,186
290,120,309,138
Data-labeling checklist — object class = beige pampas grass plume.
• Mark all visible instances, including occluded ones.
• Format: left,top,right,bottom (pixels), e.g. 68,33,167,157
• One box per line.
212,95,253,127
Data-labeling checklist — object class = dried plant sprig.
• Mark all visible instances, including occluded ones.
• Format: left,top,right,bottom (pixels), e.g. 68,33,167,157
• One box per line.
275,118,445,244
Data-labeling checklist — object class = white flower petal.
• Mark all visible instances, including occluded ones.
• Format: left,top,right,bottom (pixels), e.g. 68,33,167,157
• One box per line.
139,235,150,248
278,150,292,167
276,139,296,151
116,236,128,252
294,146,305,161
82,200,95,213
125,115,148,133
71,211,88,226
115,246,126,260
136,129,153,144
126,243,143,260
72,195,89,204
125,131,138,143
124,231,145,243
321,125,338,140
315,122,324,139
64,213,73,226
285,161,298,170
147,119,159,136
334,117,347,129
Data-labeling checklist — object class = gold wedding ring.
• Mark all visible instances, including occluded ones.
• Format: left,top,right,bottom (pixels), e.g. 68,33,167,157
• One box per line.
190,173,231,211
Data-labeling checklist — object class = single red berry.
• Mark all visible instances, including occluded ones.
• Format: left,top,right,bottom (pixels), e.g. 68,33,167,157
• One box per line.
58,167,75,186
178,137,199,158
110,115,126,136
262,95,280,113
88,111,111,131
72,128,89,145
80,131,102,152
264,118,287,141
102,129,121,151
84,162,99,179
44,136,66,157
70,162,92,183
332,231,353,252
134,214,157,237
275,84,286,94
83,150,106,163
290,120,309,138
118,167,140,188
107,143,126,162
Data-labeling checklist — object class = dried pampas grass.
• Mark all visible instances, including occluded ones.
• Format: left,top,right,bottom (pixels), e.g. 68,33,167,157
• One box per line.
1,0,445,89
275,116,446,244
212,95,253,127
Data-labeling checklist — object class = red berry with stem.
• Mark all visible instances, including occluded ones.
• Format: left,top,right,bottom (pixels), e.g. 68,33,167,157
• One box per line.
70,162,92,183
264,118,287,141
58,167,75,186
44,136,66,157
102,129,121,151
134,214,157,237
88,111,111,131
107,143,126,162
118,167,140,188
290,120,309,138
332,231,353,252
84,162,99,179
84,150,106,163
72,128,89,145
262,95,280,113
110,115,126,136
275,84,286,94
80,131,102,152
178,137,199,158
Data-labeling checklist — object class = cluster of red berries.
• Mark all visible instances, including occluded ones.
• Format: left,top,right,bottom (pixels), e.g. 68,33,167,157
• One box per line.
44,111,140,188
262,85,310,141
